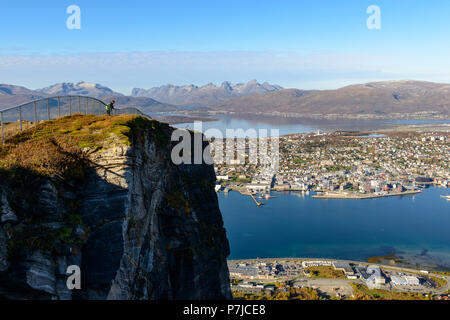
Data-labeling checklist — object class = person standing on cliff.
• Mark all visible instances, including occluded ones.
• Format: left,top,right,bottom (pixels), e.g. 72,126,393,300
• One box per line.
106,100,115,116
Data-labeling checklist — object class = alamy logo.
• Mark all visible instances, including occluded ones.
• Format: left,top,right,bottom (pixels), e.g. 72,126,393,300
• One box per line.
66,265,81,290
366,5,381,30
66,5,81,30
171,121,279,169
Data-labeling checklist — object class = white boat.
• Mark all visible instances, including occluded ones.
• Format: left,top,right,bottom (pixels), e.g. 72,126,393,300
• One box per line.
215,185,222,192
440,195,450,200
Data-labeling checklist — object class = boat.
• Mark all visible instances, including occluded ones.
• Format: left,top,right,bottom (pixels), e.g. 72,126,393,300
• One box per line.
215,185,221,193
440,195,450,200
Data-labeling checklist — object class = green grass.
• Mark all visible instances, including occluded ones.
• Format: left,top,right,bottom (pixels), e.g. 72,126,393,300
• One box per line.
233,287,322,300
350,283,429,300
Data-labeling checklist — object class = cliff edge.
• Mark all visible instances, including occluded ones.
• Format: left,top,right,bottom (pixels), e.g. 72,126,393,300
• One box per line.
0,114,231,300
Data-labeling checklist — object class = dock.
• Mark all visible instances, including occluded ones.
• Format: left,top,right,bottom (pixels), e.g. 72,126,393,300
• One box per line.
224,185,264,207
249,192,264,207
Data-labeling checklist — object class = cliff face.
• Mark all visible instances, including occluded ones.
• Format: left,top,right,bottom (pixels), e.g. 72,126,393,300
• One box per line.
0,115,231,300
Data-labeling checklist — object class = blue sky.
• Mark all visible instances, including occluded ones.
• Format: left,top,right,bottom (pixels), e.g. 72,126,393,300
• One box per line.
1,0,450,93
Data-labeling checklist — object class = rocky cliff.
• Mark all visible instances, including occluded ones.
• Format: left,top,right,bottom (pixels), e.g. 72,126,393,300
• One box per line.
0,114,231,300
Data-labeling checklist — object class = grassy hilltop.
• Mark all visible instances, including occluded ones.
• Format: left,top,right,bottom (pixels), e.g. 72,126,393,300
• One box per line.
0,114,171,178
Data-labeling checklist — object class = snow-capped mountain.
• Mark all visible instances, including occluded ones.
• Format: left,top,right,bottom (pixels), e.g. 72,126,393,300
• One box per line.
131,80,283,106
37,82,124,99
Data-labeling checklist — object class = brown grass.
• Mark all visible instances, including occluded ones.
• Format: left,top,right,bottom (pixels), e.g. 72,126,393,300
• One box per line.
0,114,172,258
350,283,429,300
305,266,347,279
2,121,35,139
0,114,169,178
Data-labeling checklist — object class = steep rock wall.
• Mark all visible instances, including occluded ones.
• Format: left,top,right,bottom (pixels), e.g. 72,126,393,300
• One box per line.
0,116,231,300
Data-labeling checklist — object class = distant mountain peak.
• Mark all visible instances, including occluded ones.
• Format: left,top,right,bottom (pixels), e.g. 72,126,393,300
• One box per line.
0,84,38,96
209,79,450,118
131,80,283,106
37,82,123,99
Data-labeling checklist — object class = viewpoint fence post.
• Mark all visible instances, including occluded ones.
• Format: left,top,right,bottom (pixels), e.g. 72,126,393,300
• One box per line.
69,97,72,115
33,101,37,127
78,96,81,113
47,99,50,120
57,97,61,117
19,106,22,131
0,112,4,143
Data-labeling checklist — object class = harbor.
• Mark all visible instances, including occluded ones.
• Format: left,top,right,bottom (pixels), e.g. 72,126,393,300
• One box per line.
216,184,425,206
218,186,450,269
312,190,422,199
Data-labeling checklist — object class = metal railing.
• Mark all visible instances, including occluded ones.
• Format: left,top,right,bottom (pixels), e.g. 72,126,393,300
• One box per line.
0,96,147,142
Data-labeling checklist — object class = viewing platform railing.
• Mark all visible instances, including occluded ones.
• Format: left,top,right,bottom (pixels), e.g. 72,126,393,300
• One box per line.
0,96,146,142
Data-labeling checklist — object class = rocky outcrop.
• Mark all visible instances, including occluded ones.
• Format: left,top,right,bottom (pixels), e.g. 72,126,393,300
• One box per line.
0,116,231,300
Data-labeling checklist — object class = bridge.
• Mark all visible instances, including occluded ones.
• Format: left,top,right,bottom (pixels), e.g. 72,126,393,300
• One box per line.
0,96,146,143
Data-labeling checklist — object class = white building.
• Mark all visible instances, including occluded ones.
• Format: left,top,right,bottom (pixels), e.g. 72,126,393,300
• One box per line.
247,184,270,193
356,265,386,288
391,275,420,286
404,276,420,286
390,275,407,286
302,260,333,268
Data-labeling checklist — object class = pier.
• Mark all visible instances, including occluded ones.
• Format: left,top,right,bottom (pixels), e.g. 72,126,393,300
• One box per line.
248,191,264,207
221,185,264,207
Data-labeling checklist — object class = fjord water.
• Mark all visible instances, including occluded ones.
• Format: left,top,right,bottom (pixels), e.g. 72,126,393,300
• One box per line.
219,187,450,269
174,115,450,137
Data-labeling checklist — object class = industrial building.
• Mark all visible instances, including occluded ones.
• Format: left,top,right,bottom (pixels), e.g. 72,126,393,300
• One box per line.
391,275,420,286
355,265,386,288
332,262,358,279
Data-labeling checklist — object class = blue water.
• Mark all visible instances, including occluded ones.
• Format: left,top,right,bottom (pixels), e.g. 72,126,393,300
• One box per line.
359,134,387,138
219,187,450,267
174,115,450,137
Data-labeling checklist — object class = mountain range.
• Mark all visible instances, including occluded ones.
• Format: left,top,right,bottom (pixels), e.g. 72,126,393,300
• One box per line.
1,80,450,118
37,82,123,99
0,84,45,109
0,82,176,113
131,80,283,106
0,80,282,113
209,80,450,118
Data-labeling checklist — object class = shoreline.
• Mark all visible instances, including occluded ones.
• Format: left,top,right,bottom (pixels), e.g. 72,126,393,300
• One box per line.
227,257,450,275
311,190,421,199
184,109,450,121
